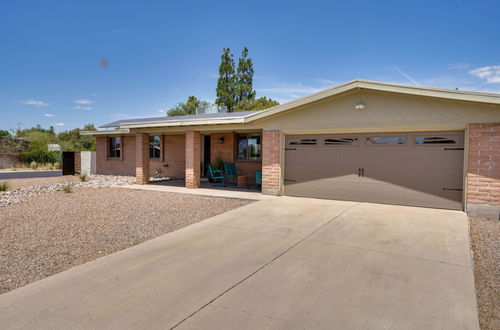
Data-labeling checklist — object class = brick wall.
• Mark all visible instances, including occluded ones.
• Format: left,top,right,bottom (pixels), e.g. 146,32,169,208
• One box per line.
135,133,149,184
96,136,136,175
262,130,281,195
185,131,200,188
149,134,185,178
466,123,500,220
210,133,235,163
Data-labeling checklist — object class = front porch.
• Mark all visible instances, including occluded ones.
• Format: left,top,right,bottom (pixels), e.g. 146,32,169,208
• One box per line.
132,130,281,195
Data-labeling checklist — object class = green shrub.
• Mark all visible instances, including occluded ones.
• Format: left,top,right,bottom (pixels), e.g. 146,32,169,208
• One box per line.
62,184,73,193
0,182,9,192
30,161,38,169
54,162,61,169
20,150,61,165
79,173,88,182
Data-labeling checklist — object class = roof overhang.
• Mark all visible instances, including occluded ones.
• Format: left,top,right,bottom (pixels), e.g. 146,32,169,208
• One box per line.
80,128,130,136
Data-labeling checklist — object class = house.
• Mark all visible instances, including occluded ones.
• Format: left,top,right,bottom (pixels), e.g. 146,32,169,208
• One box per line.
82,79,500,219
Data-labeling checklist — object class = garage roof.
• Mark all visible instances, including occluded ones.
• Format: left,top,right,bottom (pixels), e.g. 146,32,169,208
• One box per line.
91,79,500,131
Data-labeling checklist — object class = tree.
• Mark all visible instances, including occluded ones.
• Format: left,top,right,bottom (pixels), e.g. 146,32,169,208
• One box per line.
15,125,57,152
0,130,11,137
235,47,256,104
215,48,236,111
233,96,280,112
167,96,209,117
57,124,96,151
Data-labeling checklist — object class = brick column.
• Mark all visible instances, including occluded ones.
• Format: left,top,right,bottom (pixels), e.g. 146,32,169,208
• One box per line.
135,133,150,185
185,131,201,188
262,130,282,195
466,123,500,220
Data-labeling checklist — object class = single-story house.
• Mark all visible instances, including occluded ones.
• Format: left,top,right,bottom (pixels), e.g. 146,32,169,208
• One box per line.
82,79,500,219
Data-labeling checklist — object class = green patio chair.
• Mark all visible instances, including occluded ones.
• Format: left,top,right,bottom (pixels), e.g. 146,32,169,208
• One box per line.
224,163,238,185
207,164,226,187
255,170,262,188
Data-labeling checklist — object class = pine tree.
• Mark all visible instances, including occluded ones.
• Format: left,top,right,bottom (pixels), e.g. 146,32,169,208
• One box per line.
235,47,256,104
215,48,236,111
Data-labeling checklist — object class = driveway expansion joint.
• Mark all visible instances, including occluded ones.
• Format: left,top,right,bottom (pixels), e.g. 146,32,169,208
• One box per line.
170,203,359,329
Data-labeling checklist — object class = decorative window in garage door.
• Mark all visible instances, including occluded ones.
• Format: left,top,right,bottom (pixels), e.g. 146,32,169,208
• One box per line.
324,137,358,146
288,138,317,146
366,136,406,145
414,136,460,145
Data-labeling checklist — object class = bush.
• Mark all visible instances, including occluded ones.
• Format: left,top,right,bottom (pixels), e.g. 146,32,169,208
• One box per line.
62,184,73,193
0,182,9,192
20,150,60,165
54,162,61,169
30,161,37,169
79,173,88,182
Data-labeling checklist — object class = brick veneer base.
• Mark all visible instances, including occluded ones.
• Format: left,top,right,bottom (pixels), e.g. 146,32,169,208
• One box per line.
466,123,500,220
262,130,281,195
185,131,200,188
135,133,149,185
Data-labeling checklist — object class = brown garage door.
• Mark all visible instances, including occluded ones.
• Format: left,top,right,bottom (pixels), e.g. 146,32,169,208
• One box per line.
284,131,464,209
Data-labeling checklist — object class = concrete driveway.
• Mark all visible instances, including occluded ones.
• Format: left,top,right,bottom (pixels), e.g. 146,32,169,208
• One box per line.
0,197,478,329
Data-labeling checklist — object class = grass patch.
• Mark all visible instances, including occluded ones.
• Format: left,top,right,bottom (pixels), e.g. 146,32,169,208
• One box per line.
62,184,73,193
79,173,88,182
0,182,9,192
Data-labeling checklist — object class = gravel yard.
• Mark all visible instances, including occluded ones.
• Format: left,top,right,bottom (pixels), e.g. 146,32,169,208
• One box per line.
469,217,500,330
0,188,253,294
1,175,79,190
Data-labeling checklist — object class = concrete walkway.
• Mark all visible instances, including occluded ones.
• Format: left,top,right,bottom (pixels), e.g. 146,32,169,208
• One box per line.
0,198,478,329
120,183,273,200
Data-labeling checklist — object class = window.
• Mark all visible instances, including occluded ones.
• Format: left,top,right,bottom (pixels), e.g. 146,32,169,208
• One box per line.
288,138,317,146
108,137,121,158
149,135,161,159
367,136,405,145
324,137,357,146
237,133,261,160
414,136,457,145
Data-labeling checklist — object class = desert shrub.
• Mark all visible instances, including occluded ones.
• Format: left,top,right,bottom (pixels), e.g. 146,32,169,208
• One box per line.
0,182,9,192
54,162,61,169
20,150,60,165
79,173,88,182
62,184,73,193
30,161,38,169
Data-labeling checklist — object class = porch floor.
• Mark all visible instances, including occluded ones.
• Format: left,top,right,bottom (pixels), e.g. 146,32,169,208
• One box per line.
120,179,270,201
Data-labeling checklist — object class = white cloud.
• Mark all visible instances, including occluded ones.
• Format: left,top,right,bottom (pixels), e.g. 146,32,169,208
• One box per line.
315,78,337,85
469,65,500,83
111,29,127,33
446,62,469,70
73,105,93,110
55,122,65,126
257,83,324,101
392,66,420,86
20,99,49,107
74,99,94,104
44,113,54,117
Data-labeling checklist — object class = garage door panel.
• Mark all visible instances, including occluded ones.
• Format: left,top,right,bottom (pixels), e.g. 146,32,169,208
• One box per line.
285,131,464,210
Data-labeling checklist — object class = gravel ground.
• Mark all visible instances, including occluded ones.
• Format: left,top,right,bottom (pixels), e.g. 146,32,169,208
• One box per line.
2,175,79,190
0,174,136,207
0,188,253,294
469,217,500,330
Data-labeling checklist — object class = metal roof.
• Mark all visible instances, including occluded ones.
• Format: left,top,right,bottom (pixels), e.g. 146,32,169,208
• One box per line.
100,111,256,128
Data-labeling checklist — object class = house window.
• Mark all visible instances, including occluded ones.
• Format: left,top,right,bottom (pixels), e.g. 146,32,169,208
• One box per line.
108,137,121,158
414,136,458,145
237,133,261,160
149,135,161,159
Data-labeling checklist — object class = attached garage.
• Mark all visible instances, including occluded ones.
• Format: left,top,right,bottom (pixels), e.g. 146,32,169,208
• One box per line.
284,131,464,209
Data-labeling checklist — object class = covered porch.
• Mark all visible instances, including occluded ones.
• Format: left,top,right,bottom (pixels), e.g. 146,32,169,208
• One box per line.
133,130,274,192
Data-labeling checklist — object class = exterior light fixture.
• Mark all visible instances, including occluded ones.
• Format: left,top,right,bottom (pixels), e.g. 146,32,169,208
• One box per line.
355,103,366,110
218,137,225,144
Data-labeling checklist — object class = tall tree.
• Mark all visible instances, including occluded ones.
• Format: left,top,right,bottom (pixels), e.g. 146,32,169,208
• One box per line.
235,47,256,104
215,48,236,111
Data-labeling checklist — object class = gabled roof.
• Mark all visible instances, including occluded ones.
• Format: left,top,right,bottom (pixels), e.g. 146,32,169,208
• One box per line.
90,79,500,132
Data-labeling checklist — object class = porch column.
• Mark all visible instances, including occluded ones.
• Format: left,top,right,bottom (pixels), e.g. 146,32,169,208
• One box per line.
262,130,282,195
185,131,201,188
135,133,150,185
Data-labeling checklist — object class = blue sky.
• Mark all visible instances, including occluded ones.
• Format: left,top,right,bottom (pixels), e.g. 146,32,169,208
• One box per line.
1,0,499,132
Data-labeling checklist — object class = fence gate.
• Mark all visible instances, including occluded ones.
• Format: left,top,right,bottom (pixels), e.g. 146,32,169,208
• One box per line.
62,151,75,176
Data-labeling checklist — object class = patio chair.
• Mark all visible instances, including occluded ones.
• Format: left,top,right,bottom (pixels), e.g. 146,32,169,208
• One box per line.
224,163,239,185
255,170,262,188
207,164,226,187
